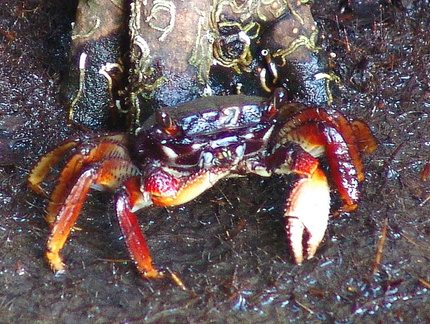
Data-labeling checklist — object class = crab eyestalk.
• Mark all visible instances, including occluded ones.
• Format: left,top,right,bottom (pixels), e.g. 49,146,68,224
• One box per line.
155,110,183,136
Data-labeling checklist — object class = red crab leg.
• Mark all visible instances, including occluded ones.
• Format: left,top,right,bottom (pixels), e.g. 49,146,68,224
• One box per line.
115,177,163,280
278,106,366,182
46,158,139,273
283,122,360,211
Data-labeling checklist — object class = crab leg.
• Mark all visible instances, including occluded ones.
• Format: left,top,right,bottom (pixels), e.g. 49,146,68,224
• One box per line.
45,141,129,224
28,139,80,196
46,158,139,273
281,122,360,211
46,168,98,273
115,177,163,279
28,135,129,223
278,106,366,178
28,135,127,197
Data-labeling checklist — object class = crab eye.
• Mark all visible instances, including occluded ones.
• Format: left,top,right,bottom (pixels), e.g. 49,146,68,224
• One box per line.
155,110,172,128
155,110,182,136
261,48,269,58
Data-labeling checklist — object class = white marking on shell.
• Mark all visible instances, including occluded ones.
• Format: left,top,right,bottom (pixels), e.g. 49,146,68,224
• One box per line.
235,144,245,158
219,106,240,126
161,145,178,160
192,143,204,150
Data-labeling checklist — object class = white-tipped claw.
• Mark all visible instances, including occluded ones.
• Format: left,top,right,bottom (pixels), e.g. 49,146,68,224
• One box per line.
285,168,330,264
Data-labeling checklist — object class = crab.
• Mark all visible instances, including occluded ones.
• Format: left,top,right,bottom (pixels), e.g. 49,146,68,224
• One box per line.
28,87,376,285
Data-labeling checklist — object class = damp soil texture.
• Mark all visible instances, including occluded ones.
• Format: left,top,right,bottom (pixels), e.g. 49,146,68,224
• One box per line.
0,1,429,323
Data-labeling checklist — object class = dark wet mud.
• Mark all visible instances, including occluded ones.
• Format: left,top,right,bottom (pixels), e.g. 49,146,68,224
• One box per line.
0,1,428,322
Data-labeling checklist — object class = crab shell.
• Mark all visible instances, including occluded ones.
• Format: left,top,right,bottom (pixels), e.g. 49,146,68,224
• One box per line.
28,88,376,285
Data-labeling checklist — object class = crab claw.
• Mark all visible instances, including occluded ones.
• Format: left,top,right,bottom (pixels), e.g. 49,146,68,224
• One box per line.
285,168,330,264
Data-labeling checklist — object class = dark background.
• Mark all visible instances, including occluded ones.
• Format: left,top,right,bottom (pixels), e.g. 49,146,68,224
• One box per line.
0,0,429,322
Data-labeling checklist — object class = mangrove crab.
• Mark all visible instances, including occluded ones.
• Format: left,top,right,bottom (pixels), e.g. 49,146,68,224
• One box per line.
28,88,376,284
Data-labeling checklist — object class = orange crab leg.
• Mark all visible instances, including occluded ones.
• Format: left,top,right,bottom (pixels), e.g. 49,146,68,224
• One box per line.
28,134,128,197
46,168,97,273
46,158,140,273
351,120,378,154
115,177,163,279
45,142,129,224
28,140,80,196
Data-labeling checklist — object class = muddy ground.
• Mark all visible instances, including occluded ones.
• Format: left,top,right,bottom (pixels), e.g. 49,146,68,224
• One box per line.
0,0,429,323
